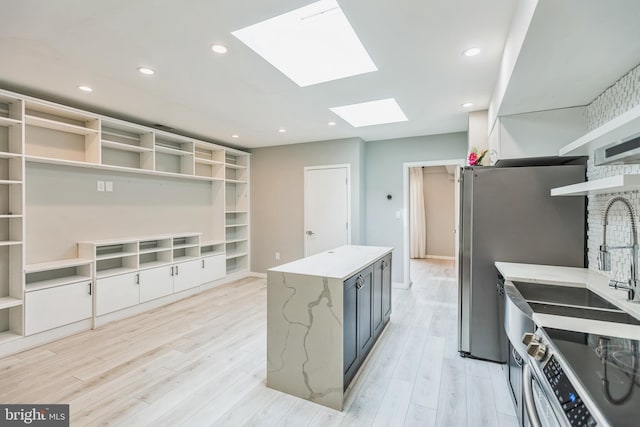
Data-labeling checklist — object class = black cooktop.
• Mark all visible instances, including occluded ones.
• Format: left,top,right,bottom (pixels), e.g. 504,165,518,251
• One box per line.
545,328,640,426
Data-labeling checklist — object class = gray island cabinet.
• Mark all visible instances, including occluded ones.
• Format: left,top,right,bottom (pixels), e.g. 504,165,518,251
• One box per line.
266,245,392,410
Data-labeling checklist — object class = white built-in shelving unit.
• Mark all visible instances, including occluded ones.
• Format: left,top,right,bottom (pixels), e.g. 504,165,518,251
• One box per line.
0,94,24,344
0,87,250,352
224,152,249,275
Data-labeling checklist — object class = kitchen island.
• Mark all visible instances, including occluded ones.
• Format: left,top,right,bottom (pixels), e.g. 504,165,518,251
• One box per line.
266,245,393,410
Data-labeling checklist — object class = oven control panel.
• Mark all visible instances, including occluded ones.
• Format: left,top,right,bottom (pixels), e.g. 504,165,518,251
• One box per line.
543,356,597,427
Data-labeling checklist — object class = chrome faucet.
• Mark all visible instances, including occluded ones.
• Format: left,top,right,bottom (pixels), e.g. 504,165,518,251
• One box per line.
598,196,639,301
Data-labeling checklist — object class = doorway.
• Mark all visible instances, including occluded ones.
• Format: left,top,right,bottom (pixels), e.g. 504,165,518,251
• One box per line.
402,159,464,288
304,164,351,256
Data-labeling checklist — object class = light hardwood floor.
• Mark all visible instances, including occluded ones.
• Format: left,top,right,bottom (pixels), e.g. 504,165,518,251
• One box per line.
0,260,517,426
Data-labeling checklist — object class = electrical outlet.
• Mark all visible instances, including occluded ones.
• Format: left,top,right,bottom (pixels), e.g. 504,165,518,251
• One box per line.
97,180,105,192
275,252,280,260
106,181,113,192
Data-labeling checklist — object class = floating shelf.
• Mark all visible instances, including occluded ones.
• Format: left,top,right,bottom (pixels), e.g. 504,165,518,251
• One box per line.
0,117,21,127
0,296,22,310
559,104,640,156
0,180,21,185
225,179,247,184
551,174,640,196
225,223,247,228
195,158,224,166
0,241,22,247
225,238,247,244
25,258,92,274
25,275,91,293
0,215,22,219
225,163,247,170
226,252,248,260
24,155,219,183
0,152,22,160
95,251,137,261
155,145,193,156
25,115,98,136
102,140,153,153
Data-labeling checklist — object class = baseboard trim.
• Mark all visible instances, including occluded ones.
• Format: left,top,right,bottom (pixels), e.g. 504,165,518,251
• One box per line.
425,255,455,261
250,272,267,279
393,281,411,290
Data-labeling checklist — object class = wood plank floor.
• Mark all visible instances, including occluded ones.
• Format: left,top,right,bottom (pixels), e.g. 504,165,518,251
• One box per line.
0,260,518,426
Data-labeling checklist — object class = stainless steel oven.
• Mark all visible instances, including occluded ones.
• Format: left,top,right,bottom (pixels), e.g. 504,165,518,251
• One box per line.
522,327,639,427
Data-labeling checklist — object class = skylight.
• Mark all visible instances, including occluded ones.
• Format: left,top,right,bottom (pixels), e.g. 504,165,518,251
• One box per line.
231,0,377,87
330,98,408,127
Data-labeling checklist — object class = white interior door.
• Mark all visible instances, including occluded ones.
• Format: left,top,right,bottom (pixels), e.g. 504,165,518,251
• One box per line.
304,165,350,256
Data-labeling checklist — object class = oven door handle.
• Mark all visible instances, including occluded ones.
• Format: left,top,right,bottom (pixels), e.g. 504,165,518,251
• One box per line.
523,364,543,427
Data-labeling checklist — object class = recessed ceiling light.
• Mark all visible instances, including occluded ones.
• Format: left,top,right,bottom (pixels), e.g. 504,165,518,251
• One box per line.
232,0,377,87
77,85,93,92
461,102,474,108
231,134,239,138
330,98,408,128
328,121,336,126
137,67,155,75
463,47,481,57
278,128,287,133
211,44,228,54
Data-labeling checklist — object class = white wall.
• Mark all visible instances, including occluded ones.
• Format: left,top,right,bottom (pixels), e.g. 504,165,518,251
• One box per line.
26,163,219,264
490,106,587,161
422,166,455,257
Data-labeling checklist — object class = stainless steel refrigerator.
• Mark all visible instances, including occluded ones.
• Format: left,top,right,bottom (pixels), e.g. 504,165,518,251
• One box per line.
457,164,586,363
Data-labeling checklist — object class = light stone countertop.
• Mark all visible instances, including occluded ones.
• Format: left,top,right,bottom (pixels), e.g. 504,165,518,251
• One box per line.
268,245,393,280
496,262,640,339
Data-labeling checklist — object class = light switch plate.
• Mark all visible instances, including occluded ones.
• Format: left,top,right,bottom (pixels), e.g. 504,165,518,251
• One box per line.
106,181,113,192
97,180,105,192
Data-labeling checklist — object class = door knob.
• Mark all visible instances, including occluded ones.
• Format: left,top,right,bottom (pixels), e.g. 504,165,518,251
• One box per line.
306,230,315,236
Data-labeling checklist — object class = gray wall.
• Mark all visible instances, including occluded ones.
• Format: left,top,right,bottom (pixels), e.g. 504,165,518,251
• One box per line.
250,138,365,273
366,133,467,282
422,166,455,258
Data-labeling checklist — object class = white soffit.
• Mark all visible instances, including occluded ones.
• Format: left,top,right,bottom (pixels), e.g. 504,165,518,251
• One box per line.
231,0,378,87
330,98,408,127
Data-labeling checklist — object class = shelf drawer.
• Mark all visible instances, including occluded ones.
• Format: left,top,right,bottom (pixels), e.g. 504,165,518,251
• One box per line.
25,281,92,335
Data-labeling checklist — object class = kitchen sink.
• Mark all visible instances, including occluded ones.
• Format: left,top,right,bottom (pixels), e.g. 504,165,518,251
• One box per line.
528,302,640,325
512,281,618,310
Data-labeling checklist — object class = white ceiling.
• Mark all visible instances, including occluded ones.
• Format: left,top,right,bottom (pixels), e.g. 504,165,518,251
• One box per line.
0,0,516,149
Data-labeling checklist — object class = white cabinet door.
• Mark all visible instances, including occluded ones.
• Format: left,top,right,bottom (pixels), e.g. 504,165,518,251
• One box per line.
173,259,201,293
25,281,92,335
139,266,173,303
200,255,225,285
96,272,139,316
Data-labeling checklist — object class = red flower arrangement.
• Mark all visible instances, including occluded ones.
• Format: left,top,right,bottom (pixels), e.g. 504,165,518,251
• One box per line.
468,148,488,166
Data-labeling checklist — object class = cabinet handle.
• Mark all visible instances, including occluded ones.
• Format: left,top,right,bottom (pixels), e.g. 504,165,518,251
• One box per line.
135,273,140,285
356,275,364,290
175,265,179,275
202,259,205,268
381,260,386,270
88,282,92,295
170,266,174,276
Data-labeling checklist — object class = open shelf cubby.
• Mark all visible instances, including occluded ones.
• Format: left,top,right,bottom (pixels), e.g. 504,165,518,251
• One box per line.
200,241,225,256
25,101,100,163
101,121,154,171
226,256,248,275
194,142,225,180
225,182,248,212
139,238,172,268
155,134,194,176
25,259,92,292
173,235,200,261
225,225,247,242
